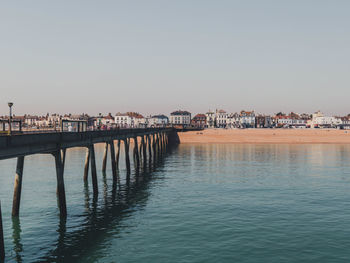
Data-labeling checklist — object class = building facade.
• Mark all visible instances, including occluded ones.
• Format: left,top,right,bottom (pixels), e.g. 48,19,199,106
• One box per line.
170,110,191,126
191,114,206,128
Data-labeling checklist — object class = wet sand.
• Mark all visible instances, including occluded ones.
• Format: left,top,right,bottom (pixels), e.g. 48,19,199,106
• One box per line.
178,129,350,144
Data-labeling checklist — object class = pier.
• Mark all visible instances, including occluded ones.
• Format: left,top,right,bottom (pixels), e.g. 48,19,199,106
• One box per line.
0,127,180,261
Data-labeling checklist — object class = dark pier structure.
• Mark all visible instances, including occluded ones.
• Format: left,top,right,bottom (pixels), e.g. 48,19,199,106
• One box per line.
0,127,179,261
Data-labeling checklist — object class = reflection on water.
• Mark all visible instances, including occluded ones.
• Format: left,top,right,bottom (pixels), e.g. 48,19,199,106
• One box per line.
0,143,170,263
11,217,22,263
37,171,157,262
1,144,350,262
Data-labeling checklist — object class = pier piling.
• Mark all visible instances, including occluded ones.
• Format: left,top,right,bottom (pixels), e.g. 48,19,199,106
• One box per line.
12,156,24,217
133,137,140,170
102,143,108,173
147,135,152,161
157,133,161,157
89,145,98,196
124,139,131,174
109,141,118,180
83,148,90,182
116,140,121,170
152,134,157,163
54,151,67,217
0,201,4,262
61,149,66,175
141,136,147,167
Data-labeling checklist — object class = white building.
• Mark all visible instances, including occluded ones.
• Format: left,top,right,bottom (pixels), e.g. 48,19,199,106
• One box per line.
227,113,240,128
169,110,191,126
101,113,115,125
114,112,145,128
114,113,130,127
205,110,215,128
276,116,307,128
24,115,39,127
309,111,339,128
148,115,169,127
240,111,255,128
216,109,228,128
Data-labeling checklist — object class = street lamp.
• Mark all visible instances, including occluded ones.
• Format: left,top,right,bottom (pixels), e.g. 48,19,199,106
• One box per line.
8,102,13,134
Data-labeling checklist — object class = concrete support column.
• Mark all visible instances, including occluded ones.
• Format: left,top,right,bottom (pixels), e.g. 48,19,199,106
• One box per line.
160,132,164,153
157,133,161,156
133,137,140,169
147,135,152,161
89,144,98,197
12,156,25,217
83,148,90,182
124,139,131,174
0,201,5,262
61,149,66,175
109,141,118,180
116,140,121,170
102,143,108,173
54,151,67,217
141,135,147,167
163,133,167,151
152,134,157,163
139,138,143,162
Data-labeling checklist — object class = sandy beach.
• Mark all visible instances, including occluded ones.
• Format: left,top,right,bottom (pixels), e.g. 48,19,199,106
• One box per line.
178,129,350,144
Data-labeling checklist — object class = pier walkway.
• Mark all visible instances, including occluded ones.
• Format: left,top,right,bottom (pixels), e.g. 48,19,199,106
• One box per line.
0,127,179,261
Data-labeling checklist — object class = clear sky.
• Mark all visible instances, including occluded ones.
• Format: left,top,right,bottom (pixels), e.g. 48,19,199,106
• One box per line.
1,0,349,116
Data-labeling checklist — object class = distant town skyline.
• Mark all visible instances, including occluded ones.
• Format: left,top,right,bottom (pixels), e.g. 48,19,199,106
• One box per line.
1,1,350,115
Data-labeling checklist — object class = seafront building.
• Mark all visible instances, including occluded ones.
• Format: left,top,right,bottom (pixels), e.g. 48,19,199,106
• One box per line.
255,115,273,128
114,112,145,128
308,111,340,128
239,111,256,128
169,110,191,126
205,110,215,128
191,114,207,128
1,109,350,130
148,115,169,127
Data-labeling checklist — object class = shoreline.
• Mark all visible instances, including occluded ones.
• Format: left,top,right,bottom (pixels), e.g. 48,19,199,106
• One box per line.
178,128,350,144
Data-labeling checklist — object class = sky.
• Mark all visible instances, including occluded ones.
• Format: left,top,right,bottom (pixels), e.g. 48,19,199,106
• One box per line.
0,0,349,116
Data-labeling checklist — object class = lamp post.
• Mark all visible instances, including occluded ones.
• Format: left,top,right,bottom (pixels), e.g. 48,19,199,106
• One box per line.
8,102,13,135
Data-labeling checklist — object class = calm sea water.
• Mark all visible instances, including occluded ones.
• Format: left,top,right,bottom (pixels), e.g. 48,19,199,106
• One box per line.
1,144,350,263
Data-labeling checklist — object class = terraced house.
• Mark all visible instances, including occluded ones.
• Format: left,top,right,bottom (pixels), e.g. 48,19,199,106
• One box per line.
191,114,206,128
216,109,228,128
170,110,191,127
240,111,255,128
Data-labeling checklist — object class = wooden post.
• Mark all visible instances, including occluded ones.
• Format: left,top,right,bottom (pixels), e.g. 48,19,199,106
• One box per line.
83,148,90,182
54,151,67,217
147,135,152,161
116,140,121,170
162,132,166,151
109,141,118,180
61,149,66,175
163,132,167,151
124,139,131,174
133,137,140,170
89,145,98,196
12,156,25,217
160,132,164,153
141,135,147,167
152,133,157,163
157,133,161,156
0,201,5,262
102,142,108,173
139,138,143,162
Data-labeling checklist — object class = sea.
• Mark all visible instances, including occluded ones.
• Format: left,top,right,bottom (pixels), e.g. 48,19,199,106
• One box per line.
0,143,350,263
